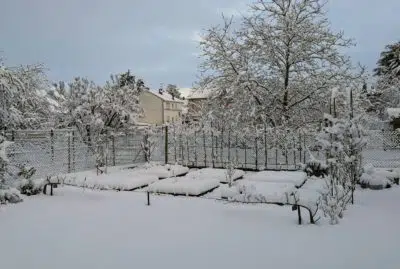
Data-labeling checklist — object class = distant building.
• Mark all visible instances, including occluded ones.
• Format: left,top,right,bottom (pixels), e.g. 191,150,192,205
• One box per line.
185,87,213,122
139,89,184,125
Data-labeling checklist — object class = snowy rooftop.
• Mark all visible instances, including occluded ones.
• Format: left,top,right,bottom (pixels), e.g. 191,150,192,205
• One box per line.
387,108,400,120
178,88,193,99
146,90,184,103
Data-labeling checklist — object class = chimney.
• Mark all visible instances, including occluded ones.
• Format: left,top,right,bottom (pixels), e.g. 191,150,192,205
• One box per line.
159,88,163,95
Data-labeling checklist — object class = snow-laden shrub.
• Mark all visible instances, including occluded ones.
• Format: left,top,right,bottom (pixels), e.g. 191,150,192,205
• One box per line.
319,182,349,225
303,157,328,178
17,165,43,196
0,188,23,204
225,157,239,187
360,164,392,190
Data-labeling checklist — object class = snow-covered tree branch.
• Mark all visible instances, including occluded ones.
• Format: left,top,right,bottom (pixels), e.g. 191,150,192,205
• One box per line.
197,0,363,130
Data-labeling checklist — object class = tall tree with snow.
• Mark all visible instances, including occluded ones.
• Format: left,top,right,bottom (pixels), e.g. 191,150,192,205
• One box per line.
198,0,361,130
367,42,400,119
0,58,49,202
374,41,400,80
54,71,146,168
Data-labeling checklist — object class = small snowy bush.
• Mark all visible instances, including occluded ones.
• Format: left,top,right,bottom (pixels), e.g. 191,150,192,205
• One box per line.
225,157,239,187
360,164,392,190
303,157,328,178
17,165,43,196
0,188,23,204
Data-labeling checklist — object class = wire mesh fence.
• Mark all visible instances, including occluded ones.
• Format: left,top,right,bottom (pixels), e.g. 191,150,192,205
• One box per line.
4,128,166,180
165,126,312,171
3,127,400,182
362,130,400,168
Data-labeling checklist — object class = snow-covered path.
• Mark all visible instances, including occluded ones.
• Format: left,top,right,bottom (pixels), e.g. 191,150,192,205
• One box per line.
0,186,399,269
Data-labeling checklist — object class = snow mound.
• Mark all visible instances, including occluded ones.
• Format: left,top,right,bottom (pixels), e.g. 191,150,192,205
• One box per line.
133,164,189,179
148,177,219,196
186,168,244,183
244,171,306,185
220,176,323,213
0,188,23,204
360,164,392,190
220,181,295,204
65,171,158,191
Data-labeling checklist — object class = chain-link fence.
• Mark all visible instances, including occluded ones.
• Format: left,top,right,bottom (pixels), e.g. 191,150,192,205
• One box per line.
363,130,400,168
3,127,400,182
165,126,312,170
4,128,165,180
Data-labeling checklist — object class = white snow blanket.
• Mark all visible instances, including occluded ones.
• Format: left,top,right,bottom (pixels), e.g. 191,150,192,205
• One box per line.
360,164,395,188
221,174,322,212
64,170,158,191
220,181,295,204
132,164,189,179
187,168,245,183
244,171,307,185
148,177,219,196
1,185,400,269
147,168,240,196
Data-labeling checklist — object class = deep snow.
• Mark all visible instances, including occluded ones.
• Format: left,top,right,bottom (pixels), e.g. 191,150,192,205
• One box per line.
0,185,399,269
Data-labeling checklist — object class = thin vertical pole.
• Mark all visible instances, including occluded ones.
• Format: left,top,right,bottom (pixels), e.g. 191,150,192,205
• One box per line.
72,130,75,171
255,136,258,171
203,130,207,167
228,130,231,163
293,138,297,169
174,126,177,163
236,135,239,166
194,130,198,167
50,129,54,163
112,134,116,166
264,126,268,169
211,123,215,168
220,128,224,168
164,126,169,164
186,134,190,166
244,136,247,170
68,130,71,173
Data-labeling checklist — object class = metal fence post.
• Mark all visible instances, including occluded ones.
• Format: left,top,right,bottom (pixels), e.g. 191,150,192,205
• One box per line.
255,136,258,171
68,130,71,173
72,130,75,171
264,126,268,169
50,129,54,163
164,126,168,164
112,134,116,166
203,130,207,167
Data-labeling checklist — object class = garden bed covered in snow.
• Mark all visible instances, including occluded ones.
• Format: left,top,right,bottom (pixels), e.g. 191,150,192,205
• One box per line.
147,167,243,196
63,164,189,191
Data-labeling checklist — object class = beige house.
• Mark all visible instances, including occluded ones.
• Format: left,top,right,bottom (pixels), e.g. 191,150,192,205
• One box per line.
185,87,213,122
139,89,184,125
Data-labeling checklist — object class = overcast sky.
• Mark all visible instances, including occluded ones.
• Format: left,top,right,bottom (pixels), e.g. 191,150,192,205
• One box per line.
1,0,399,89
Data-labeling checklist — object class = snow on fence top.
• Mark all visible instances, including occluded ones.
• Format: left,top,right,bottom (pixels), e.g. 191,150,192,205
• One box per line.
387,108,400,120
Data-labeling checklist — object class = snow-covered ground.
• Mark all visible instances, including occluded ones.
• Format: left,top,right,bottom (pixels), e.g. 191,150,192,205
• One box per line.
0,185,399,269
62,163,189,191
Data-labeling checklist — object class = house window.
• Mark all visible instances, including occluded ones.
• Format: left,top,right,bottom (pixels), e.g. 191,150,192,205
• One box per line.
165,102,169,109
